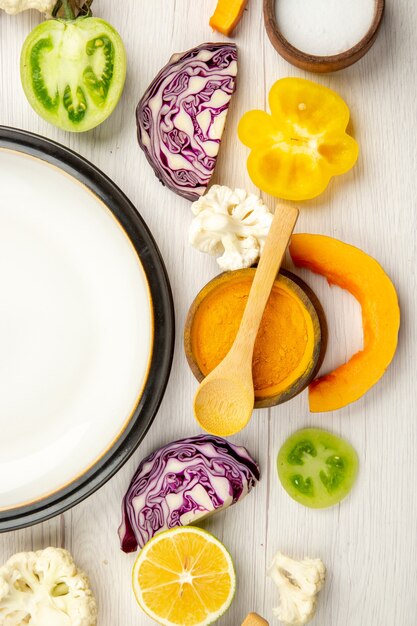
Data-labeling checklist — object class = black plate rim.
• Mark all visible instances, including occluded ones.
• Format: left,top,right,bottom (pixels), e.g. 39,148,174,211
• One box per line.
0,126,175,531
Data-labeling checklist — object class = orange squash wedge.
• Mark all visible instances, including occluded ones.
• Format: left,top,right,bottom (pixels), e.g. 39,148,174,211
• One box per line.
289,234,400,412
209,0,249,36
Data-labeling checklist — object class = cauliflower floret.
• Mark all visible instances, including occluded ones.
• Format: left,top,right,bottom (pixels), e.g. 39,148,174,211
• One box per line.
189,185,273,271
268,551,326,626
0,547,97,626
0,0,55,13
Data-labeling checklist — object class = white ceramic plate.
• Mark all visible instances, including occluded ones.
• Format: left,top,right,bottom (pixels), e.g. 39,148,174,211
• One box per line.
0,129,174,527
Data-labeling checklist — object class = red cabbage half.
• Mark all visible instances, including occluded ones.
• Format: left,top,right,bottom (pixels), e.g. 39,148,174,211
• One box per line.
136,42,238,201
118,434,259,552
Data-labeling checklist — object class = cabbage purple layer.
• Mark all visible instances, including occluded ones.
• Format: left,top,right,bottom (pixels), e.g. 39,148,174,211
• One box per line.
136,43,238,202
118,434,259,552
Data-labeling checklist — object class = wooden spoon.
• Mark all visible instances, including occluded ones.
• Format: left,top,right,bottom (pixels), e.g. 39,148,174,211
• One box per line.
193,204,299,436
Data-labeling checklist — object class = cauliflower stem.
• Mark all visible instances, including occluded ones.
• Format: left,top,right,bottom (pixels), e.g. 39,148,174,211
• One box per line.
268,551,326,626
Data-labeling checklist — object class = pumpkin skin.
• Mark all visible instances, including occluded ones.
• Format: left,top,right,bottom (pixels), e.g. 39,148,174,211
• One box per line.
289,234,400,412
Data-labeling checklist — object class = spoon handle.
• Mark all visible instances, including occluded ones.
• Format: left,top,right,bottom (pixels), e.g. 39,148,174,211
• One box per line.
233,204,299,353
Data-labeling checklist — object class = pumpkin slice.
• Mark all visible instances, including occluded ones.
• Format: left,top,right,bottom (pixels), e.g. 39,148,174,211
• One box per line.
209,0,249,36
289,234,400,412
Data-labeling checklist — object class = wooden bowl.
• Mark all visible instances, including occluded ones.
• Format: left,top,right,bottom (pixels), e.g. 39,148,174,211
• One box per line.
263,0,385,73
184,268,327,409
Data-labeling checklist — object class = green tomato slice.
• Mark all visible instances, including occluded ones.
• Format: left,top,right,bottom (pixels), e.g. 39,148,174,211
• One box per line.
20,17,126,132
277,428,359,508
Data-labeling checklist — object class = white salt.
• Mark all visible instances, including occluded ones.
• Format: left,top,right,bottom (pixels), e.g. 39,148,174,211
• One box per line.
275,0,376,57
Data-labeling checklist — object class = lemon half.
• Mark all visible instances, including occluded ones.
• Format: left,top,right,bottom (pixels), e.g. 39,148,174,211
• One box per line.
132,526,236,626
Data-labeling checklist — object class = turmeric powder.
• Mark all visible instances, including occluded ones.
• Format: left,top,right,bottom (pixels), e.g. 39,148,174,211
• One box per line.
191,272,316,399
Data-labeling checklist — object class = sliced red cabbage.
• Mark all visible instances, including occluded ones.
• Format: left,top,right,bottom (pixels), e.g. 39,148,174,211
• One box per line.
136,42,238,202
118,434,259,552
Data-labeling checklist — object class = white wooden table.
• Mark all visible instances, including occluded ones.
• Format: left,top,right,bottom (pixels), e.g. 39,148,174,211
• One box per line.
1,2,416,624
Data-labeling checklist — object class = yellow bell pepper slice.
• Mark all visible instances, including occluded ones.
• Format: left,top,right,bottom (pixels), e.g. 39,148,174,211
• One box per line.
238,78,359,201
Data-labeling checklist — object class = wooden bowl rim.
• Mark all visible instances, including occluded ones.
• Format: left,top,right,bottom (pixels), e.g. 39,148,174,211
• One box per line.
263,0,385,72
184,268,328,409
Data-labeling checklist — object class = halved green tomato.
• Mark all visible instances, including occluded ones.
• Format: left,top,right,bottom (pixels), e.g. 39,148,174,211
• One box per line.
277,428,358,508
20,17,126,132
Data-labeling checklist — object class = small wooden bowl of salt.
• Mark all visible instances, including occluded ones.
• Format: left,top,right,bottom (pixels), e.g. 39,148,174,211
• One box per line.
263,0,385,72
